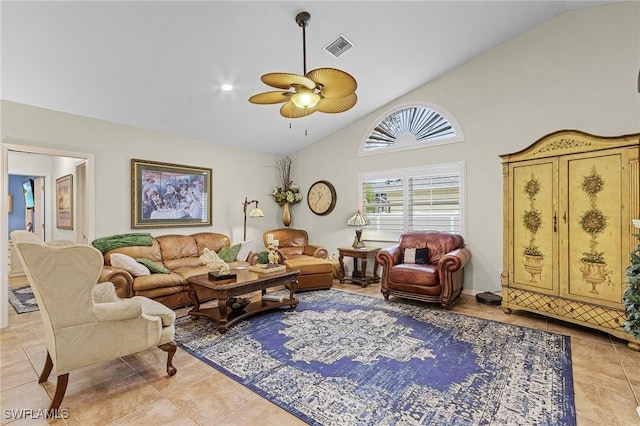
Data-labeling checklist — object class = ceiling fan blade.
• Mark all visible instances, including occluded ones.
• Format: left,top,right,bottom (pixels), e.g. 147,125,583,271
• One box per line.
306,68,357,98
248,91,292,105
261,73,316,90
280,101,316,118
315,93,357,114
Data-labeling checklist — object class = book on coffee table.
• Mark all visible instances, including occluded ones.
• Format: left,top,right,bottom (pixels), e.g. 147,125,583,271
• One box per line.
249,263,286,274
261,294,286,302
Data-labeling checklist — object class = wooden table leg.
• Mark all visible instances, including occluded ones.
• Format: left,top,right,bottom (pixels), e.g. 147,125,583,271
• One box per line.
188,284,201,320
359,257,368,287
217,299,229,333
338,253,346,283
289,279,299,309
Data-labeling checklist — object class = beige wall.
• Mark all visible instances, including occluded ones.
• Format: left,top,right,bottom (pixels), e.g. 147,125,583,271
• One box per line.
2,2,639,294
292,2,640,291
1,103,282,244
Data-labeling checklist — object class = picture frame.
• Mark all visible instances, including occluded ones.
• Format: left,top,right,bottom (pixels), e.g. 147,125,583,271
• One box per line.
131,159,212,229
56,174,73,230
7,194,12,214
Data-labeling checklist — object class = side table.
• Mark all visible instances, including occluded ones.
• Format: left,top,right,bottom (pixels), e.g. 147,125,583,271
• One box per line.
338,247,381,287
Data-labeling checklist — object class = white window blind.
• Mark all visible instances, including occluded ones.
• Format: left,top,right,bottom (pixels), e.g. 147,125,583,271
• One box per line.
359,162,465,240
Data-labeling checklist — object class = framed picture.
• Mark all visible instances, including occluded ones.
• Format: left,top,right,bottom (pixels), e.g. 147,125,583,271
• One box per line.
131,159,212,229
56,174,73,230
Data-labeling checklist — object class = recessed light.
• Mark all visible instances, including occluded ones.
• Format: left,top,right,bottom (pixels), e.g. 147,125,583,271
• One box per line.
221,84,233,91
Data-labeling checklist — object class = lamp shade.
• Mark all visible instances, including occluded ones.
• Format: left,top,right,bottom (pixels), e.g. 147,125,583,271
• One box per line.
243,197,264,241
249,207,264,218
347,210,370,228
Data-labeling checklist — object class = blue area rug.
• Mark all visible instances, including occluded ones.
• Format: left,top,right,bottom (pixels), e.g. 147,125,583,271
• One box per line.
175,290,575,425
8,285,38,314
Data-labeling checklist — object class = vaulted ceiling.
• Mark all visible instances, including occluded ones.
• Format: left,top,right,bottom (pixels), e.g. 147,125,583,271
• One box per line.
1,1,616,155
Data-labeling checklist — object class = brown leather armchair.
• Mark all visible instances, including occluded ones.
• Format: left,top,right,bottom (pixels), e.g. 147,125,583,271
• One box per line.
375,231,471,309
263,228,333,291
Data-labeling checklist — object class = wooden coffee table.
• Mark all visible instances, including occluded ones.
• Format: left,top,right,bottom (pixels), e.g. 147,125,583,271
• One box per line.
186,268,299,333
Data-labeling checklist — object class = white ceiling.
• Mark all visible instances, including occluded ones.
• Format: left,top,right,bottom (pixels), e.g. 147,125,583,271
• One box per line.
1,1,616,156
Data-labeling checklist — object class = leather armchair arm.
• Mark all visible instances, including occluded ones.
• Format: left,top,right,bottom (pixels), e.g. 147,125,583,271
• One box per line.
438,247,472,274
246,251,259,265
304,244,328,258
99,266,134,299
375,245,403,267
376,245,402,290
438,247,472,306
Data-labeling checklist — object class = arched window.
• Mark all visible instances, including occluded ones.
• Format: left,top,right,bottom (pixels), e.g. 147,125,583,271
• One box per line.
359,103,464,156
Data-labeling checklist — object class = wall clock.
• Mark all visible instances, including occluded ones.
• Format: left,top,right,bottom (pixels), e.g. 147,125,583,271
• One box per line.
307,180,337,216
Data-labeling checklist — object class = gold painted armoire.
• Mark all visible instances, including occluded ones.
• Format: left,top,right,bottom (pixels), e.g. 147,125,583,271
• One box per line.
500,130,640,349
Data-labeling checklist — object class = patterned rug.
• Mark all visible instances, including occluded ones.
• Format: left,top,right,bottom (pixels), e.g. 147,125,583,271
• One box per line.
175,290,575,425
8,285,39,314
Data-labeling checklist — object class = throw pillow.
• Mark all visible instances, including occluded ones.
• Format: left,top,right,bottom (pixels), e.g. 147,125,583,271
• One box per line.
111,253,151,276
403,247,428,264
234,240,254,261
218,243,241,263
136,258,170,274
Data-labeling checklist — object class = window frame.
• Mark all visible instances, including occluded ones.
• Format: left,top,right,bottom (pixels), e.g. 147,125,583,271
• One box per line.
358,102,465,157
358,161,466,242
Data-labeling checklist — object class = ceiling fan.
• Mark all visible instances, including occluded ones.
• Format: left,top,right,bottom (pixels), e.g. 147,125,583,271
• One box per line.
248,11,357,119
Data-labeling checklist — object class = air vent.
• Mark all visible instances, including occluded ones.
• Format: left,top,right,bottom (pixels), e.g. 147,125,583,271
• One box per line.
324,35,354,58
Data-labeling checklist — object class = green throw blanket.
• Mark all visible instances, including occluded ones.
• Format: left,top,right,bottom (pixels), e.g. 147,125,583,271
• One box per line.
91,233,153,253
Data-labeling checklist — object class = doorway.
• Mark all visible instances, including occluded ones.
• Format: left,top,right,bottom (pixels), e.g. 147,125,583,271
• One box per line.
1,142,95,328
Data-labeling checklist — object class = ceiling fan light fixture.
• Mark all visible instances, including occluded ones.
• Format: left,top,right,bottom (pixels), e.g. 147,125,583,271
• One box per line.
249,11,357,118
291,91,320,109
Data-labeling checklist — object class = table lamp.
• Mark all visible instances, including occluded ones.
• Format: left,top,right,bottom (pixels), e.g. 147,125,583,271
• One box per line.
347,210,369,249
243,197,264,240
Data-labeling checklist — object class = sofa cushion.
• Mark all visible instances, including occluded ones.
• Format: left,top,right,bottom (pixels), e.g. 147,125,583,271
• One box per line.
192,232,231,254
389,263,439,286
157,234,198,260
173,265,211,281
403,247,428,264
157,235,200,270
284,257,333,275
234,240,254,261
131,272,184,291
218,243,241,263
104,240,163,265
136,258,170,274
110,253,151,277
280,247,304,257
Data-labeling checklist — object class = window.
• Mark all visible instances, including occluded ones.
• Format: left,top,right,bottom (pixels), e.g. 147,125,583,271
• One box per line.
359,103,464,156
359,162,465,241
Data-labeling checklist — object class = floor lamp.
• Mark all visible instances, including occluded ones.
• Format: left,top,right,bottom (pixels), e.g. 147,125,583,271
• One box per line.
243,197,264,241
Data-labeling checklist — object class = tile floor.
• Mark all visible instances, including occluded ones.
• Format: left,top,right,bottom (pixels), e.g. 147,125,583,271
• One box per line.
2,278,639,425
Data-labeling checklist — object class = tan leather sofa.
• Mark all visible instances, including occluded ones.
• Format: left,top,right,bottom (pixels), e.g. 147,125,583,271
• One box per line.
99,232,255,308
263,228,333,291
375,231,471,309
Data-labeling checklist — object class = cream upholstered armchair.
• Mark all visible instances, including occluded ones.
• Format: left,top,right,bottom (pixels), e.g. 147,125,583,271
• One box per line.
10,231,177,412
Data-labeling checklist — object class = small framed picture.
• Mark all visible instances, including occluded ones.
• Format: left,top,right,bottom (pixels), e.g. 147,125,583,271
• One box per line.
56,174,73,230
131,159,212,229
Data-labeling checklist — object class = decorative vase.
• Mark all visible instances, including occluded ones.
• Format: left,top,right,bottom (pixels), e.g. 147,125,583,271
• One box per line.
580,260,608,294
282,202,291,227
523,254,543,283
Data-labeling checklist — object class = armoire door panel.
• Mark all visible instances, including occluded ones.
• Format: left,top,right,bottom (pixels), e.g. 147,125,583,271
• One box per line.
562,152,624,305
510,160,557,293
